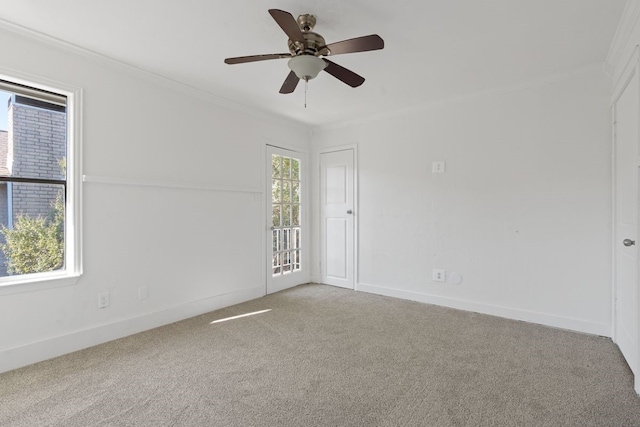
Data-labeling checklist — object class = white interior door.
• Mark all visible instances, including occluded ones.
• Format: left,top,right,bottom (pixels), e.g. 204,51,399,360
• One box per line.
614,68,639,385
267,146,307,294
320,149,355,289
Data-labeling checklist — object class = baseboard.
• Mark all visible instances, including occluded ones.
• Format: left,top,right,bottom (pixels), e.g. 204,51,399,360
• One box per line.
0,285,265,374
357,283,611,337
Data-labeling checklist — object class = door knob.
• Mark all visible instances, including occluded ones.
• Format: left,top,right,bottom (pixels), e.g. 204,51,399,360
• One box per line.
623,239,636,247
346,209,353,215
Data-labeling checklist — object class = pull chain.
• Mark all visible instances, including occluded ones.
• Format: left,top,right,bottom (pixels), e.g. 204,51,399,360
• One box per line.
304,79,308,109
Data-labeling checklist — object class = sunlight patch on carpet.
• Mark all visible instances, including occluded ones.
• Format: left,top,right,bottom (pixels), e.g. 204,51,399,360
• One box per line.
210,309,272,324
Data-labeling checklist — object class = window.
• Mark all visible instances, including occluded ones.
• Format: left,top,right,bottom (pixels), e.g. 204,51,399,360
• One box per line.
0,76,81,286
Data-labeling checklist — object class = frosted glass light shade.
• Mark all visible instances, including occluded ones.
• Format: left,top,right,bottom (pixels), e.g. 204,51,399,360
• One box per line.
288,55,327,80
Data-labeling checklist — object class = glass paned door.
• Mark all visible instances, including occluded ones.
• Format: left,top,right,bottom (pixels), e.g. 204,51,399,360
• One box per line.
267,146,305,294
272,154,301,275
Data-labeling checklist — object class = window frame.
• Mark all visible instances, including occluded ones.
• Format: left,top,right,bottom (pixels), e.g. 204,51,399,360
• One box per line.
0,70,82,294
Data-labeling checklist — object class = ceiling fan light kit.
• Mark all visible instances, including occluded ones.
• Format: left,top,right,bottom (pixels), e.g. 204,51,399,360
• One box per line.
288,55,327,81
224,9,384,96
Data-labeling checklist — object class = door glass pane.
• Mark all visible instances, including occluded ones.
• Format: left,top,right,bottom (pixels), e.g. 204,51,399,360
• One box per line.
282,157,291,179
293,250,301,271
272,205,281,228
282,204,291,227
272,229,280,252
273,253,281,275
292,205,300,226
272,179,281,203
282,228,290,251
283,251,291,273
272,155,281,178
292,181,300,203
292,228,300,249
291,159,300,181
282,180,291,203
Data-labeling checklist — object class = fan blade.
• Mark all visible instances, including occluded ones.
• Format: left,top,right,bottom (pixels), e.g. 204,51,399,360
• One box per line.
279,71,300,94
323,34,384,56
225,53,291,65
268,9,305,44
322,59,365,88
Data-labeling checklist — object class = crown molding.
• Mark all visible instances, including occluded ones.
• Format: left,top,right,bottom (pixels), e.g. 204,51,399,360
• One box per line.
605,0,640,77
0,17,309,134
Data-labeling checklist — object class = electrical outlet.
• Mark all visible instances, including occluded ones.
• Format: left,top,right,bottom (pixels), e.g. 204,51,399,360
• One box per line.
98,292,109,308
138,286,149,301
432,161,446,173
432,269,446,282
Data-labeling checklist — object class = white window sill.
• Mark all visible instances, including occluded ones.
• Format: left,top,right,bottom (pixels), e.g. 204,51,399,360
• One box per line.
0,271,81,295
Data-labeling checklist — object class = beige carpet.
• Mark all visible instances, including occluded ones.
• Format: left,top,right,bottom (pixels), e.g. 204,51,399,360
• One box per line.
1,284,639,426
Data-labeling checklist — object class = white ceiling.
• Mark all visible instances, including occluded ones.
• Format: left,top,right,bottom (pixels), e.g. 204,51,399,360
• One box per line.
0,1,628,127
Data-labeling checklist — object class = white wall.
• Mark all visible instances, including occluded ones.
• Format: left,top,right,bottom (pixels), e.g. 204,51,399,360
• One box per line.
311,66,612,336
0,25,309,373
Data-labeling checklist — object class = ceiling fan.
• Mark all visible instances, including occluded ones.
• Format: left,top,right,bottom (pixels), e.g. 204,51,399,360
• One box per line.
224,9,384,94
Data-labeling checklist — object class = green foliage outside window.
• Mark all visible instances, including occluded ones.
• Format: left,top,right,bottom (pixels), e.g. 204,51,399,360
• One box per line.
0,159,65,275
1,193,64,275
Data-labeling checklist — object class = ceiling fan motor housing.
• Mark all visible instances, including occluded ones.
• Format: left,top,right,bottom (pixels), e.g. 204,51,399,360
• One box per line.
287,14,330,57
288,32,329,56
